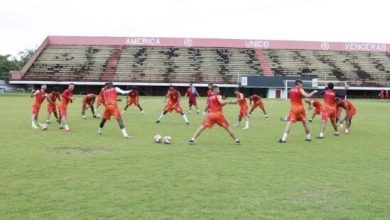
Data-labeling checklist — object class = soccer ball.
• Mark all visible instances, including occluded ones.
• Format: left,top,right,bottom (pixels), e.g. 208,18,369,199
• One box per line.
162,136,172,144
154,134,163,143
41,124,48,130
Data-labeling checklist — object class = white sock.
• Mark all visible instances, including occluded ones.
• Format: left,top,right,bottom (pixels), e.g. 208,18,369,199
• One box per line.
319,132,324,137
158,112,164,121
64,124,70,131
183,114,189,123
306,134,311,140
121,128,128,137
282,132,288,141
245,120,249,128
98,127,103,134
141,110,145,114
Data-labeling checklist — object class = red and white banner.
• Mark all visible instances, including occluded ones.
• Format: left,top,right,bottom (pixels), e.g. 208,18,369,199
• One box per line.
47,36,389,52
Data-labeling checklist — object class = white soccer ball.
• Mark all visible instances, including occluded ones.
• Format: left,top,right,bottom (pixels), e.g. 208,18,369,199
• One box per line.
162,136,172,144
41,124,48,130
154,134,163,143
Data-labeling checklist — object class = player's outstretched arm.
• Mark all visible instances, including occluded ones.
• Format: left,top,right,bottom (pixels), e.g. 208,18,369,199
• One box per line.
115,87,131,95
301,89,318,98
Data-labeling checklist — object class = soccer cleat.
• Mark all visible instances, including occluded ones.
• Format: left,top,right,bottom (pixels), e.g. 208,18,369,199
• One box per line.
339,123,344,128
344,129,349,134
188,139,195,145
188,110,191,114
242,126,249,130
186,122,190,125
308,119,313,122
265,115,269,119
122,110,126,114
82,115,86,120
32,125,39,129
123,135,129,138
305,138,311,142
278,139,286,143
197,110,200,114
235,140,241,145
234,123,240,127
46,120,51,124
316,136,324,139
155,120,160,123
333,132,340,136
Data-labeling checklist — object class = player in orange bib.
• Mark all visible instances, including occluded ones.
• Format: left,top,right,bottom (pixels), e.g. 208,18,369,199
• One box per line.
123,87,145,114
305,98,322,122
58,83,75,132
81,93,98,119
249,94,268,119
279,80,317,143
96,83,108,111
202,83,213,116
156,86,189,125
336,98,356,134
318,83,340,138
98,82,132,138
31,84,49,129
46,87,60,124
189,85,240,145
234,88,250,129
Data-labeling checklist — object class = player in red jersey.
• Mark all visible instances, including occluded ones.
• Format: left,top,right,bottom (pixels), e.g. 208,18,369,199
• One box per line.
81,93,98,119
58,83,75,132
248,94,268,119
234,88,250,129
123,87,145,114
31,84,49,129
156,85,189,125
378,90,388,102
279,80,317,143
305,98,322,122
336,98,356,134
189,85,240,145
184,83,200,114
318,83,340,138
46,87,60,124
98,82,132,138
202,83,213,116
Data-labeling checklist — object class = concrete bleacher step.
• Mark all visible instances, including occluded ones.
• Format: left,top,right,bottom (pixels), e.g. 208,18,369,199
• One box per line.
255,50,273,76
100,46,123,81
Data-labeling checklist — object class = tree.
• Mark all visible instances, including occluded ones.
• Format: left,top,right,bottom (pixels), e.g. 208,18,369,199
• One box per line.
0,48,35,81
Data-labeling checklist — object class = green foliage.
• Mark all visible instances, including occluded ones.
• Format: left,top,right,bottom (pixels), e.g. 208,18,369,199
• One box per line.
0,96,389,219
0,48,35,80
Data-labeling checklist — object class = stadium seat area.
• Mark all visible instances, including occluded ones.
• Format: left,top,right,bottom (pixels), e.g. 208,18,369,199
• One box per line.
22,45,390,85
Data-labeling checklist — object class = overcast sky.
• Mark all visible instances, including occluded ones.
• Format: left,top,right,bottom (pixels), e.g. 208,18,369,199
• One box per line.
1,0,389,57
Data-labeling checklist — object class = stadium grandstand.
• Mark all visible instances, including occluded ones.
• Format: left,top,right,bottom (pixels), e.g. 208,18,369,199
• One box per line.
9,36,390,96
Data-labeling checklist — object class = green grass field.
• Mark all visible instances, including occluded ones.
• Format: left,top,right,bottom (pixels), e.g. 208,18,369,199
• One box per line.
0,94,389,219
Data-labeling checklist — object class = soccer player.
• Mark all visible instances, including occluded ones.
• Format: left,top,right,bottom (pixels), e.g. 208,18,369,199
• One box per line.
189,85,240,145
202,83,213,116
98,82,132,138
234,88,250,129
156,85,189,125
279,80,317,143
248,94,268,119
184,83,200,114
31,84,49,129
123,87,145,114
97,83,108,110
46,87,60,123
81,93,97,119
378,90,388,102
336,98,356,134
305,98,322,122
318,83,339,138
58,83,75,132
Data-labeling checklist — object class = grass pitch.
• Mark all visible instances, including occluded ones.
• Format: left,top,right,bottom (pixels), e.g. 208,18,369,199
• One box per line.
0,94,389,219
